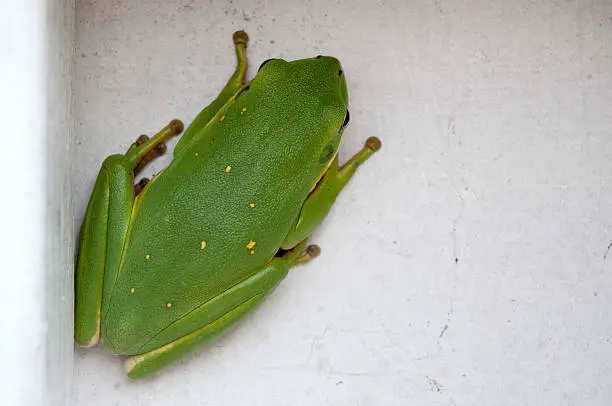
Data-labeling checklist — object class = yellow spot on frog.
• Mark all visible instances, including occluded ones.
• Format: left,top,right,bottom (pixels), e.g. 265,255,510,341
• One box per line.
250,250,255,255
225,166,232,173
130,288,135,294
194,152,199,157
201,241,207,249
145,254,151,260
249,203,255,208
241,107,247,114
220,115,225,122
166,303,173,308
246,240,256,249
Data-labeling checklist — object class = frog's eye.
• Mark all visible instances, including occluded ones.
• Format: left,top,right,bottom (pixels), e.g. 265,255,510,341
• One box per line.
258,58,278,72
340,110,350,131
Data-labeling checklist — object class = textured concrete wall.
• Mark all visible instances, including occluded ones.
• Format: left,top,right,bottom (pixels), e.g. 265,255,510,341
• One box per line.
73,1,612,405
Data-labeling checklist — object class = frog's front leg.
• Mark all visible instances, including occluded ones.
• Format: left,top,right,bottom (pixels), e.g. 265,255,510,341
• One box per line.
123,241,320,379
173,30,249,157
281,137,382,249
74,120,183,346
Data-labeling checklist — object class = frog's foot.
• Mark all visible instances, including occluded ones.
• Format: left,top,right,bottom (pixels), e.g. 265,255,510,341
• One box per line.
293,244,321,265
133,143,167,177
277,240,321,266
126,120,183,174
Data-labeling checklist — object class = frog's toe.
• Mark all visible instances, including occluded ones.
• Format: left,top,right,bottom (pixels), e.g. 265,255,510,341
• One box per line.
306,244,321,258
134,177,150,195
293,244,321,265
136,135,149,146
155,142,167,155
133,141,170,175
169,119,184,135
365,136,382,152
233,30,249,45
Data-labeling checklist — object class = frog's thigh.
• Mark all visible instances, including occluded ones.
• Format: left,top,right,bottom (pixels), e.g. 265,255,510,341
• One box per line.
281,137,382,249
76,122,183,346
174,31,250,157
74,155,134,346
124,241,313,379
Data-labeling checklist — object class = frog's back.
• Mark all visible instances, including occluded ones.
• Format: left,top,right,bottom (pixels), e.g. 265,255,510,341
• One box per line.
101,57,347,354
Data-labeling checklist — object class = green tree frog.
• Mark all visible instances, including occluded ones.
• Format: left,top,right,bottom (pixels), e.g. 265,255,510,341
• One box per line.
74,31,381,379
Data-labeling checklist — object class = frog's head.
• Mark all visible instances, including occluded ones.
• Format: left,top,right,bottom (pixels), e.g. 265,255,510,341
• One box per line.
256,55,348,108
251,55,350,182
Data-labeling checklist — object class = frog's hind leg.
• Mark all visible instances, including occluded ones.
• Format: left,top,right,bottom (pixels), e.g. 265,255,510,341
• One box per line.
127,120,184,194
173,30,250,156
74,121,183,347
123,241,318,379
281,137,382,249
129,135,167,178
127,120,184,177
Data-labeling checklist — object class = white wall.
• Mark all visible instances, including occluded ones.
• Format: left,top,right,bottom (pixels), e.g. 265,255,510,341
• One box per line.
0,2,47,404
46,1,75,405
72,1,612,405
0,1,74,406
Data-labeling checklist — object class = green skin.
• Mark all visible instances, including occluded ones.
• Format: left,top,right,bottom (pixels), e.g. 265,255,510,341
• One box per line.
74,31,381,379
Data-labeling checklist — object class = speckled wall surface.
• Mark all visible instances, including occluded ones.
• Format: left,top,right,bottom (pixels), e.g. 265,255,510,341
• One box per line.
73,1,612,405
